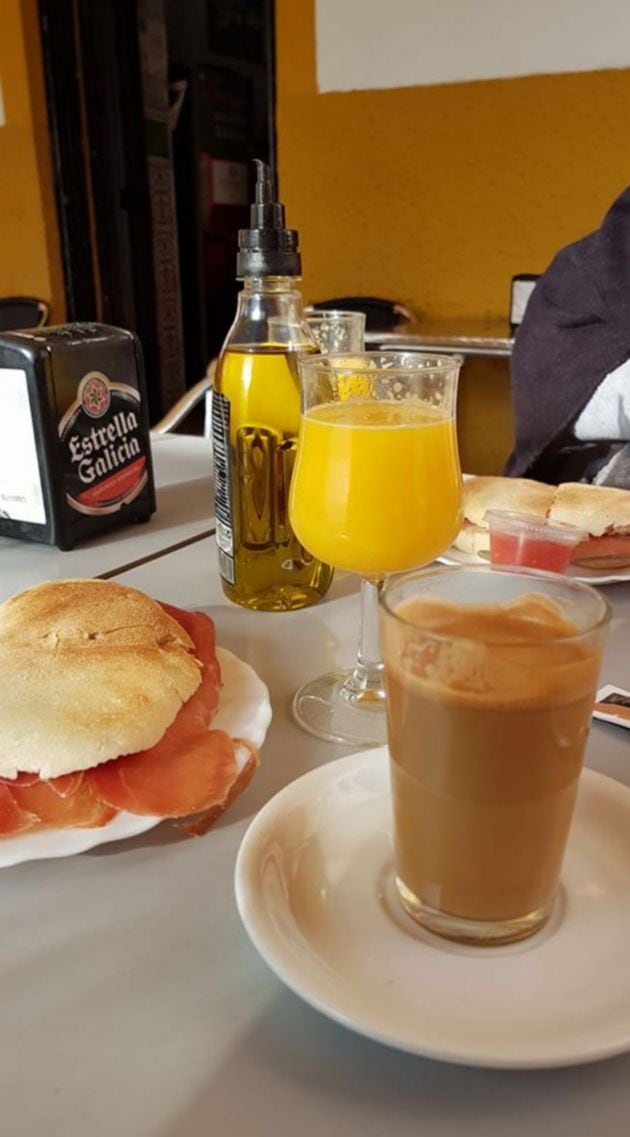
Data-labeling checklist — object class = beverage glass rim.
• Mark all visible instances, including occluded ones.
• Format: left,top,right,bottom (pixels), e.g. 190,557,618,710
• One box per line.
298,350,464,376
380,563,611,645
304,309,366,322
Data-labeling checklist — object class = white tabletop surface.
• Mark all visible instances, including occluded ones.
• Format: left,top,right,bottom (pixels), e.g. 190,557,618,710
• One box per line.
1,452,630,1136
0,433,214,600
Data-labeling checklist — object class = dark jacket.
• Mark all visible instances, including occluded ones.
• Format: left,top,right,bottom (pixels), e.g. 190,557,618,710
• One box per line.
505,186,630,484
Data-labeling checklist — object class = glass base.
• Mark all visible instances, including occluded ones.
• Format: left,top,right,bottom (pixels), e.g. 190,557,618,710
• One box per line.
395,876,552,946
292,669,388,747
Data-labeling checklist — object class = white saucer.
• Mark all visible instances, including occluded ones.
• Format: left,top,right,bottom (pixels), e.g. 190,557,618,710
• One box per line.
0,648,272,869
437,544,630,586
235,747,630,1069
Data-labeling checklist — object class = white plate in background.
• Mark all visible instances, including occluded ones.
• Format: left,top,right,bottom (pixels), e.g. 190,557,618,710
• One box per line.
437,544,630,586
442,473,630,584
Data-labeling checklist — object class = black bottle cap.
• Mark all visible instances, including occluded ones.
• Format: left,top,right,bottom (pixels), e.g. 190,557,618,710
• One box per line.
236,159,301,278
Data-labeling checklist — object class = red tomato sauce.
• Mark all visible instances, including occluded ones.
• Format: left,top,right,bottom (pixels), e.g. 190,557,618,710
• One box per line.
489,531,574,573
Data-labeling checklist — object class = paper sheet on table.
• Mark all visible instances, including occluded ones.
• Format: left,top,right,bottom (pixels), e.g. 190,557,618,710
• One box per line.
593,685,630,730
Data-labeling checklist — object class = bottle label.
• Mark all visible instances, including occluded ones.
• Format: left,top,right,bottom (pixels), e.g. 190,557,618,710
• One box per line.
0,368,47,524
58,372,148,516
212,391,235,585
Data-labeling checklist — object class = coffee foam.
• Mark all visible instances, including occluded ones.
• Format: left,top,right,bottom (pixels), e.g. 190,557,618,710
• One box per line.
384,594,600,710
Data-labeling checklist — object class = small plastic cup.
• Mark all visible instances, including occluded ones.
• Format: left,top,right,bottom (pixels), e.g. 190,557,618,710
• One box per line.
485,510,586,574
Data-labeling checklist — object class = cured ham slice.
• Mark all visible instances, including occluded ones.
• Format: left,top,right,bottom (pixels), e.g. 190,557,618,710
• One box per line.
1,772,40,788
178,741,259,836
8,775,117,829
158,603,221,734
0,782,39,835
46,772,84,798
90,728,238,817
89,604,238,820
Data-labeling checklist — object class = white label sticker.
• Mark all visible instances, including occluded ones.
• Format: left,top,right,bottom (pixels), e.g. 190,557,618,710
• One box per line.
0,369,46,524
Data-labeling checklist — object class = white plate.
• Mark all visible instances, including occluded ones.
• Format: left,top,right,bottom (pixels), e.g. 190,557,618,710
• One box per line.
437,544,630,585
235,747,630,1069
0,648,271,869
441,474,630,584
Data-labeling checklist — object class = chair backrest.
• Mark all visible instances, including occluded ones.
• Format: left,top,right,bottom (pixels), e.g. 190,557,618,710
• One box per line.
0,297,50,333
151,360,217,437
309,296,414,332
204,389,213,440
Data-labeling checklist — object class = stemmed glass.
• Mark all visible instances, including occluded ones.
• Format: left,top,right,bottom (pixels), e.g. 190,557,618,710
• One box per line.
289,351,463,746
305,309,366,353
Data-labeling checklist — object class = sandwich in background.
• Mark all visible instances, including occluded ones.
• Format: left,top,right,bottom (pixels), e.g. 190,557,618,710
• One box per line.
453,477,554,559
549,483,630,568
453,477,630,570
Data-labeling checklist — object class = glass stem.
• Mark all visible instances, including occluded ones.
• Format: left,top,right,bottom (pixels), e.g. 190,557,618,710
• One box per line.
341,577,387,706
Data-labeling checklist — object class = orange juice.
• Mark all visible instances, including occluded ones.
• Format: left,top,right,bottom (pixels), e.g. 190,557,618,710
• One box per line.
289,401,462,575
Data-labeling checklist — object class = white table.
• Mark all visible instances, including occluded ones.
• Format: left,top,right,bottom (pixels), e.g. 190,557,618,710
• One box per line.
0,434,214,599
1,454,630,1136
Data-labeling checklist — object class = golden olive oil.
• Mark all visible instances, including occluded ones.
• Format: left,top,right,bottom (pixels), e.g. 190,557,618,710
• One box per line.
213,344,334,610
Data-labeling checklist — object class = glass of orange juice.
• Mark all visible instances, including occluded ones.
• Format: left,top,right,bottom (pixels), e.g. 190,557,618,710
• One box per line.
289,351,463,746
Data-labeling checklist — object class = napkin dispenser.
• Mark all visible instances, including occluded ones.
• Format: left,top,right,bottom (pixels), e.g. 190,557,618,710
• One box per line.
0,323,155,550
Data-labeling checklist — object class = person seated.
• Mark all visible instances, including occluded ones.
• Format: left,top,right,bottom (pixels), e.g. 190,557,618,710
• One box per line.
505,185,630,487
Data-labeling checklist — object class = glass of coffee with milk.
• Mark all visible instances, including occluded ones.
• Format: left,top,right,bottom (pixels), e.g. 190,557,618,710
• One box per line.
380,565,609,946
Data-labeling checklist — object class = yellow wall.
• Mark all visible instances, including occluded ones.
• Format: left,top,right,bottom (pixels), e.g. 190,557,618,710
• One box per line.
275,0,630,471
0,0,65,321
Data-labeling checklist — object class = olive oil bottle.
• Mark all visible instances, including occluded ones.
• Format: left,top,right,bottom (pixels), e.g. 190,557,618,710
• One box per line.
212,162,333,611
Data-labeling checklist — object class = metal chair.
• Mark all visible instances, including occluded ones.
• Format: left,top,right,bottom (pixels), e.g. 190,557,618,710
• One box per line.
0,296,50,333
152,360,216,438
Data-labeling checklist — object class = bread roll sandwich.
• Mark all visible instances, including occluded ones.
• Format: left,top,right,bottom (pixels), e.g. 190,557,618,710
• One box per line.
548,482,630,568
453,477,630,568
0,579,258,837
453,477,555,558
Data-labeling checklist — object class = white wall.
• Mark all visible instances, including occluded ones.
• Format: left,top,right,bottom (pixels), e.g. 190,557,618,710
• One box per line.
316,0,630,92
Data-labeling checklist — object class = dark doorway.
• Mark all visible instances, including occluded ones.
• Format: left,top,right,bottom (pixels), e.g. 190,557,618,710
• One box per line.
166,0,276,384
38,0,275,422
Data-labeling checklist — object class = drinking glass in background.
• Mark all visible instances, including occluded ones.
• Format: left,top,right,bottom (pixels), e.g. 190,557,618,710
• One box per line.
289,352,463,747
381,565,610,946
304,309,366,353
